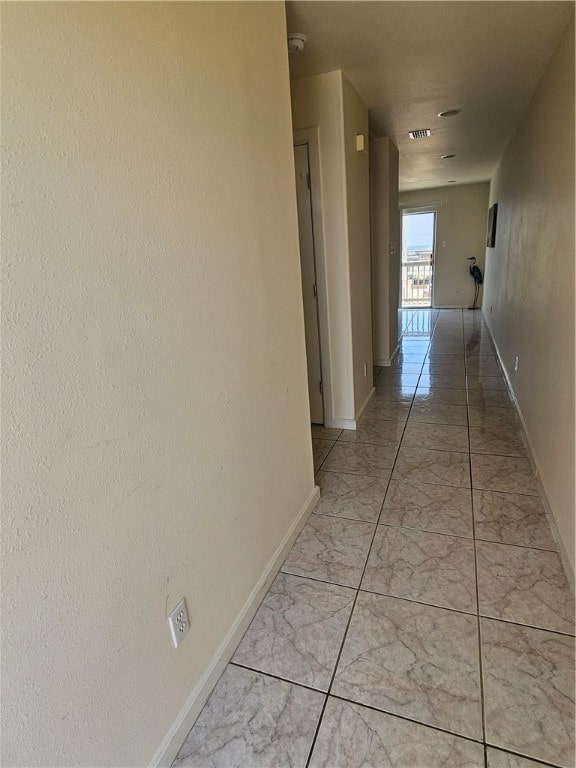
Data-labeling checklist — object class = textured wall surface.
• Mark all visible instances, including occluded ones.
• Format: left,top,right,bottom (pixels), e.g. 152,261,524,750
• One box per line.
371,137,400,364
342,73,373,414
291,71,355,421
482,16,575,579
291,71,372,422
1,3,314,765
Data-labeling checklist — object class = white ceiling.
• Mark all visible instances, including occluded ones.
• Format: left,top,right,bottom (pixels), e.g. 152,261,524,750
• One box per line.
285,1,574,191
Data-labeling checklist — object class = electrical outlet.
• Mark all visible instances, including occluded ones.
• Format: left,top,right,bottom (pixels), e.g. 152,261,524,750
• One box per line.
363,362,368,377
514,356,519,373
168,598,190,648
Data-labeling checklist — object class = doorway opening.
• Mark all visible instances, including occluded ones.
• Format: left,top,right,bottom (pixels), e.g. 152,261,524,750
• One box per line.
401,210,436,308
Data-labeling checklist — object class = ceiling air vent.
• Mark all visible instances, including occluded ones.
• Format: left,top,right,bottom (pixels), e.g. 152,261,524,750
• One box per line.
408,129,431,139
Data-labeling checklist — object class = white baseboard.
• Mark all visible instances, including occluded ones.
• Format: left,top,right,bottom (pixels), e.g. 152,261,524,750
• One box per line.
355,386,375,422
484,318,575,595
324,388,375,431
324,417,356,430
148,484,321,768
374,343,399,368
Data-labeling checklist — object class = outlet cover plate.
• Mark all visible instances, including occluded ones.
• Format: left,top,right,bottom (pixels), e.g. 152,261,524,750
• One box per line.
168,598,189,649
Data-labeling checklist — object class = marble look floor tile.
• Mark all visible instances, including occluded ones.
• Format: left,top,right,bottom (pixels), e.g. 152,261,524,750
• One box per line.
386,362,424,374
403,421,469,453
313,439,335,470
428,335,463,343
400,342,430,352
469,426,527,458
486,747,557,768
311,425,343,440
428,346,464,356
381,480,473,537
467,389,512,407
429,346,464,353
373,382,417,398
409,402,468,426
481,619,575,767
419,374,467,390
332,593,482,739
476,541,574,634
315,471,387,523
391,353,428,364
309,698,484,768
466,360,502,376
362,398,411,422
425,356,466,367
340,418,404,446
172,665,324,768
465,346,497,357
414,386,468,406
393,446,471,488
375,372,421,389
281,514,376,588
362,526,477,613
467,376,508,391
471,454,539,495
468,405,518,428
425,362,466,376
232,573,355,691
397,354,429,364
473,490,557,550
322,442,396,478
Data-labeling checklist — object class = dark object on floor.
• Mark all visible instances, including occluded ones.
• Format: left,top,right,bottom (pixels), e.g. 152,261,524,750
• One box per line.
468,257,483,310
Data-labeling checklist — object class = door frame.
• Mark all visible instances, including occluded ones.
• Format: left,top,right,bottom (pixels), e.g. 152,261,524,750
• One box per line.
293,128,333,426
400,205,438,308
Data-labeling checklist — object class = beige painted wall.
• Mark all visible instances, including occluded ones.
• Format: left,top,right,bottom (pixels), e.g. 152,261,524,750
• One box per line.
291,72,354,422
483,15,575,580
371,137,400,364
342,73,373,414
1,3,316,766
400,183,490,308
291,71,373,423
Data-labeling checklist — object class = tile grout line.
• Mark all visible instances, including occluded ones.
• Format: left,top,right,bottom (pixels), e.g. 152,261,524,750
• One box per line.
311,508,562,553
275,569,576,637
314,433,339,472
303,466,393,765
463,309,489,759
328,693,485,745
318,465,546,499
304,313,437,767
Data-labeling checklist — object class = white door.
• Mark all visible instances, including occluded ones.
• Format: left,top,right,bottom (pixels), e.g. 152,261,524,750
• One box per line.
294,143,324,424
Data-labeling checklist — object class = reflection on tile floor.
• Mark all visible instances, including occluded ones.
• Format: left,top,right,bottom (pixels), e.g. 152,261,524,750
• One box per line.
173,310,575,768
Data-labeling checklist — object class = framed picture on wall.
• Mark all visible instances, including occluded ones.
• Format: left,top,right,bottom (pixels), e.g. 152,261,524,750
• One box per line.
486,203,498,247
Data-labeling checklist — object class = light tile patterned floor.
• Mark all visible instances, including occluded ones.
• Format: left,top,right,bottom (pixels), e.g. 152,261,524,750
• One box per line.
173,310,575,768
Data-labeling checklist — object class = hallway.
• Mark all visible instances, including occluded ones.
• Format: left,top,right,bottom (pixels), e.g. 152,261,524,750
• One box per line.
175,309,574,768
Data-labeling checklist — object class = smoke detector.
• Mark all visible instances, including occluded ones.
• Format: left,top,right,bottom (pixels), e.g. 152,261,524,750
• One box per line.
288,33,307,54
